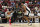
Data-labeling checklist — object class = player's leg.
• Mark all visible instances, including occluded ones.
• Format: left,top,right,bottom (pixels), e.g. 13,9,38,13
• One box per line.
24,16,32,26
23,16,30,23
7,17,10,23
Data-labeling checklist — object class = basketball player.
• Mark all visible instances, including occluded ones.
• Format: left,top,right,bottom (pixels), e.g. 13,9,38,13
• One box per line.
21,2,31,25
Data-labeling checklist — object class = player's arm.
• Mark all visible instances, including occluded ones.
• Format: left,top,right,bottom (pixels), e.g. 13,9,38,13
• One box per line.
23,6,26,12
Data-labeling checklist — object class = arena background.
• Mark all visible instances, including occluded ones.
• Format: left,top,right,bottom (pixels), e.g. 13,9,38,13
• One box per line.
0,0,40,27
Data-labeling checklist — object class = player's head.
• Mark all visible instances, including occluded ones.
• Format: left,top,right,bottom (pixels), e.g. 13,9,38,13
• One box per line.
21,2,25,5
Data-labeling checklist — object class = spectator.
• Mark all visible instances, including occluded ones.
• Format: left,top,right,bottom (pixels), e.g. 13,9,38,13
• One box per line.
29,1,32,4
0,3,2,9
2,0,7,6
11,2,15,7
37,1,40,4
35,6,38,12
37,11,40,16
15,3,20,12
34,11,37,18
2,5,7,10
7,0,11,6
17,9,23,22
25,1,29,4
37,8,40,13
29,11,34,17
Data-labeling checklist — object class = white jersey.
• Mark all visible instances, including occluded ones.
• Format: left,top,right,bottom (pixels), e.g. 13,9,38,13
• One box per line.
24,3,31,13
24,10,29,15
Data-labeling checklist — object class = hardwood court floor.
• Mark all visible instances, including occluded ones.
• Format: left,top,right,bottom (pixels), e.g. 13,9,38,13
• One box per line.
0,23,40,27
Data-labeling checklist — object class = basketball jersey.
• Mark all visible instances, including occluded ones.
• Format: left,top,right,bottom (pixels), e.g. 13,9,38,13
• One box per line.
24,10,29,15
24,3,31,13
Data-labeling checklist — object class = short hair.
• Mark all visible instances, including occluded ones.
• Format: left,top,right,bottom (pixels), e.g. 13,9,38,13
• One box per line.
21,2,25,4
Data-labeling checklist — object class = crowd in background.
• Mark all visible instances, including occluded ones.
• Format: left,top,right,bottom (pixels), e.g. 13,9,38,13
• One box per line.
0,0,40,23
